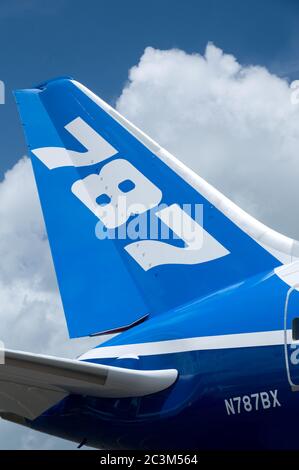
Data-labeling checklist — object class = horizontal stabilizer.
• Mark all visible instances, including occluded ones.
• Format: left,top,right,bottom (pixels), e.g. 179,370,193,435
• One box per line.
0,350,177,420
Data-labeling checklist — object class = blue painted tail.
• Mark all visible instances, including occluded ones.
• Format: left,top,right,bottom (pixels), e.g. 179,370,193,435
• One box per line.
14,78,280,338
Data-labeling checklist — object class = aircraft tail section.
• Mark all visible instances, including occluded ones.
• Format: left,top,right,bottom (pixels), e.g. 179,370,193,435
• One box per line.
15,77,281,338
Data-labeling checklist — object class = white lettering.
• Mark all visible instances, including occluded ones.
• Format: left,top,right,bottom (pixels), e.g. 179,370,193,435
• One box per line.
72,159,162,229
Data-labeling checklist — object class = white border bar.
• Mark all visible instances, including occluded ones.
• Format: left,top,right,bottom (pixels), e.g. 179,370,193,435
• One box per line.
79,330,292,360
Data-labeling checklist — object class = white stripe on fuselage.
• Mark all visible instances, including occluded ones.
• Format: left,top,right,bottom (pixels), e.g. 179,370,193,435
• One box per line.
79,329,294,361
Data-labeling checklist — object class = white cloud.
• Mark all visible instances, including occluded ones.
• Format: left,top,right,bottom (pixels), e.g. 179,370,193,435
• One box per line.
117,44,299,238
0,421,77,450
1,43,299,448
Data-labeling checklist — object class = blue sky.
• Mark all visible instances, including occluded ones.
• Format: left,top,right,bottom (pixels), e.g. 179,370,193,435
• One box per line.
0,0,299,177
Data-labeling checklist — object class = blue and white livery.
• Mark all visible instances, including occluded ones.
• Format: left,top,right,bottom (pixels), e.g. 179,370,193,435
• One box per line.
2,77,299,449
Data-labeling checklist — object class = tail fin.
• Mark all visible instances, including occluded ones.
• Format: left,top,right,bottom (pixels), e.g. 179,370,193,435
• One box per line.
15,77,281,338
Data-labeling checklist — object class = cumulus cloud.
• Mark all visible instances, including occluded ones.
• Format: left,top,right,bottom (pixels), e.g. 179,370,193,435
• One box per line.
117,43,299,238
1,43,299,448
